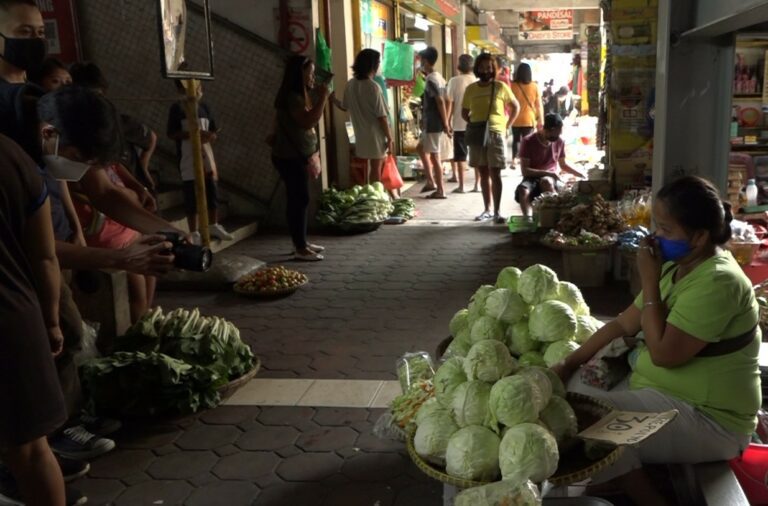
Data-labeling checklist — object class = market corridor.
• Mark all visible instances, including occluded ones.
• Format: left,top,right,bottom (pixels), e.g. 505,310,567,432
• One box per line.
70,220,632,505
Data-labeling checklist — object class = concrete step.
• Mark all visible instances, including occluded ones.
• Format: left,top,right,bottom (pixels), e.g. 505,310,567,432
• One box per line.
160,204,258,253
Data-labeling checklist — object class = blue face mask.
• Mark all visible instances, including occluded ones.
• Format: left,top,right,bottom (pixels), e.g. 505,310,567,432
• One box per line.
656,236,692,262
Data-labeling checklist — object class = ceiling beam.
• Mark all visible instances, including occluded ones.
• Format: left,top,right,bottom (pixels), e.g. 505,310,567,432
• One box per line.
477,0,600,10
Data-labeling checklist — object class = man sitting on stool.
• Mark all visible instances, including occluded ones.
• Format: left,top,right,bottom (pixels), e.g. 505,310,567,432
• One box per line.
515,113,585,217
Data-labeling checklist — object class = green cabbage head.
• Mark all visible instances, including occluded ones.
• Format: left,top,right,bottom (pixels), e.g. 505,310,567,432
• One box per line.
433,357,467,407
517,264,559,305
507,320,539,356
416,397,449,426
499,423,559,484
496,266,523,291
543,339,579,367
468,285,495,320
445,425,501,481
464,340,517,383
451,380,491,427
539,396,578,443
455,480,541,506
556,281,590,316
414,410,461,466
470,315,505,344
443,337,471,360
488,375,540,431
542,367,566,398
516,367,553,413
575,315,604,344
529,300,577,342
449,309,470,337
485,288,529,324
518,351,546,368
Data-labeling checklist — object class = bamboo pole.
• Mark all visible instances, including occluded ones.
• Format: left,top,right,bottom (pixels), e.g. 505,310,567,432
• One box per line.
182,79,211,246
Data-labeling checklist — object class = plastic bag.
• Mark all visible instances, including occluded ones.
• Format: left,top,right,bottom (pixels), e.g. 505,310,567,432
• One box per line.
372,411,407,443
381,155,404,191
382,40,414,81
74,320,101,367
412,73,425,98
396,352,435,393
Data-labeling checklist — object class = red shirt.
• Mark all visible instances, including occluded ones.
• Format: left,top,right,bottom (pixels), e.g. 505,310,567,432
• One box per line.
519,132,564,173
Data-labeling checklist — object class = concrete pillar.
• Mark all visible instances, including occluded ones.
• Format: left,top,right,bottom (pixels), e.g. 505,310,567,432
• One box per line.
329,0,356,188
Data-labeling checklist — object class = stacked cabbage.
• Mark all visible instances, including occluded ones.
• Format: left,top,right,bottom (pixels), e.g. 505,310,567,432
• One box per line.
413,264,601,490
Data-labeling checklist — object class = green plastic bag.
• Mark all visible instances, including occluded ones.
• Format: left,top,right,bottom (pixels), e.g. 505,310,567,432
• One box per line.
315,28,333,90
382,40,414,81
412,73,425,98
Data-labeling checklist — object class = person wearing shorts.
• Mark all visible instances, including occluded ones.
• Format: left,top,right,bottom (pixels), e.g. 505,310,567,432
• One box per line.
461,54,519,223
445,54,476,193
515,113,584,217
416,47,450,199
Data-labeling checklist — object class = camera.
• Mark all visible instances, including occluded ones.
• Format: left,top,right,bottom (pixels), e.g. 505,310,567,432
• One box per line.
159,231,213,272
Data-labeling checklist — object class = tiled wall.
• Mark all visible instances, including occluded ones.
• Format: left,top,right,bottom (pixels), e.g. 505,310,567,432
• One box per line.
76,0,286,206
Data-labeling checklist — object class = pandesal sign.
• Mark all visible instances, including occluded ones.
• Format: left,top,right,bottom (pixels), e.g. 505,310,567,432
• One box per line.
156,0,215,80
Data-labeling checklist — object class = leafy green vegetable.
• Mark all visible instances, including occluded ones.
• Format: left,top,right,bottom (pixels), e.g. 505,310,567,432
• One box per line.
433,357,467,407
518,265,559,305
468,285,495,321
416,397,449,427
449,309,470,337
80,351,220,417
495,266,522,291
488,375,540,432
529,300,577,342
470,315,505,344
499,423,559,484
451,380,492,427
543,340,580,367
539,396,578,443
414,411,460,466
484,288,529,324
464,340,517,383
541,367,566,398
445,426,501,481
518,351,547,368
516,367,553,413
575,315,604,344
443,337,471,360
507,320,539,356
556,281,590,316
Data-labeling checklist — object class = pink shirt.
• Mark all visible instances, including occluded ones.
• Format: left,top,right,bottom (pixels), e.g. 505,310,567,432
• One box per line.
519,132,564,173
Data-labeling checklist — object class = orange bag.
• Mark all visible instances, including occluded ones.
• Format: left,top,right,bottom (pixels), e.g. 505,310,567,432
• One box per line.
381,155,403,191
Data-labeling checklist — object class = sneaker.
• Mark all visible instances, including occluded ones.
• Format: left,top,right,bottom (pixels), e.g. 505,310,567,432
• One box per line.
294,250,324,262
190,231,202,245
50,426,115,461
209,223,234,241
0,466,87,505
79,413,121,437
57,456,90,482
474,211,492,222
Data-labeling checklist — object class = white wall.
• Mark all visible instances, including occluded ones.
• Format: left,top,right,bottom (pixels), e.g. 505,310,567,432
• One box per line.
694,0,768,28
190,0,281,43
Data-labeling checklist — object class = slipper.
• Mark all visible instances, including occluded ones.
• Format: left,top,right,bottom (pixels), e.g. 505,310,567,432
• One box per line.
470,188,481,193
447,178,458,183
294,251,324,261
475,212,492,222
451,188,466,194
493,214,507,224
426,192,448,199
420,184,437,193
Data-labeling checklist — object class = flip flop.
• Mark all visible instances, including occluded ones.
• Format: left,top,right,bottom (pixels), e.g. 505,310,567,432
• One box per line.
420,184,437,193
470,188,481,193
493,215,507,224
447,178,458,183
451,188,466,194
475,212,492,222
426,192,448,199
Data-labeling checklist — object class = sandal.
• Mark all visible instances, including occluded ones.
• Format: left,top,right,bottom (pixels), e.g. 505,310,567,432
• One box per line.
426,192,447,199
451,187,466,194
447,177,458,183
493,214,507,224
420,184,437,193
307,243,325,252
294,250,324,262
475,212,492,222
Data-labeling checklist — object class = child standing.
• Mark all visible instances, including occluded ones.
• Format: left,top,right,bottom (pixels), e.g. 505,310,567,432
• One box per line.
167,81,232,243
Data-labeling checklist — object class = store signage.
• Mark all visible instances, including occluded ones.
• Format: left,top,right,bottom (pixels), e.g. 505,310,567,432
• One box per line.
518,9,574,41
418,0,460,22
362,0,388,39
275,0,313,56
36,0,82,63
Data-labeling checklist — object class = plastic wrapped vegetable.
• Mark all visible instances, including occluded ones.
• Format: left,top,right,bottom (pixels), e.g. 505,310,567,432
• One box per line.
464,340,517,383
499,423,559,484
451,380,492,427
396,352,435,393
433,357,467,407
455,480,542,506
445,425,501,481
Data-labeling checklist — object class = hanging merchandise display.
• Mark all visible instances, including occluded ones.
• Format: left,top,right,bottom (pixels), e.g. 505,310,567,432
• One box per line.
383,39,415,81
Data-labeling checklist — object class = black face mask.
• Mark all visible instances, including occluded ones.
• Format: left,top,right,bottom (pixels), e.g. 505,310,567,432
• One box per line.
0,34,46,71
478,72,494,82
546,135,560,142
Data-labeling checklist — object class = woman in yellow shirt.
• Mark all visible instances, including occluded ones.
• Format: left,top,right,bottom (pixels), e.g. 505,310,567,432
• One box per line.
509,63,543,166
555,176,760,504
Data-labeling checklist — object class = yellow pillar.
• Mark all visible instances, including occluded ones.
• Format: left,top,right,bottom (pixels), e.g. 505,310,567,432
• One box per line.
182,79,211,246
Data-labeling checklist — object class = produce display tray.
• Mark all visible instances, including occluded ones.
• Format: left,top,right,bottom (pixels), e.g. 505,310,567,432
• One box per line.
233,279,307,299
543,242,616,252
218,357,261,401
406,392,624,489
326,221,384,235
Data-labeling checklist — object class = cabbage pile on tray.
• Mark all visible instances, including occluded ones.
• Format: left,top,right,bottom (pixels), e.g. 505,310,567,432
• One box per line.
316,183,395,225
411,264,606,492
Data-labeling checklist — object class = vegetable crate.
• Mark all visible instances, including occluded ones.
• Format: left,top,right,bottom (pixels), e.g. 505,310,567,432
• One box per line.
561,248,613,288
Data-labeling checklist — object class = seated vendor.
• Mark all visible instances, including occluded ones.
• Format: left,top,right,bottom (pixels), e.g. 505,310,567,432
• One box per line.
515,113,585,217
554,176,760,505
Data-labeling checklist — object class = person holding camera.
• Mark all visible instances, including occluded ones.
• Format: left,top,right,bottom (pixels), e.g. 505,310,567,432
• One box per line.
269,55,329,261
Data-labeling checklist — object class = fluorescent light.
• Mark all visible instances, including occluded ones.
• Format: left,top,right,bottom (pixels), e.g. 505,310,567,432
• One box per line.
414,16,430,31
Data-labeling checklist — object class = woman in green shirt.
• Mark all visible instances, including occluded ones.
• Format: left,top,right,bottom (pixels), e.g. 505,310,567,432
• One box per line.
555,176,760,504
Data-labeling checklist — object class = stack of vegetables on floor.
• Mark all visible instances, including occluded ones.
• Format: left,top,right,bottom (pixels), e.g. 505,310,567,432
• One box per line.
390,264,605,502
80,307,255,417
317,183,415,226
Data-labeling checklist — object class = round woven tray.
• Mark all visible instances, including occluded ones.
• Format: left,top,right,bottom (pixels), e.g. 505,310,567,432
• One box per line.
218,357,261,400
406,392,624,489
233,279,307,299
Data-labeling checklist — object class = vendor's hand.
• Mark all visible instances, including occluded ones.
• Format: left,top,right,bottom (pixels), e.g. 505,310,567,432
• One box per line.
637,236,663,285
48,326,64,357
551,361,576,384
116,234,176,276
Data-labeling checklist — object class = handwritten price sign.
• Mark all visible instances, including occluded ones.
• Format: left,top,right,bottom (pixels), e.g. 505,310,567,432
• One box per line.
578,410,678,446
